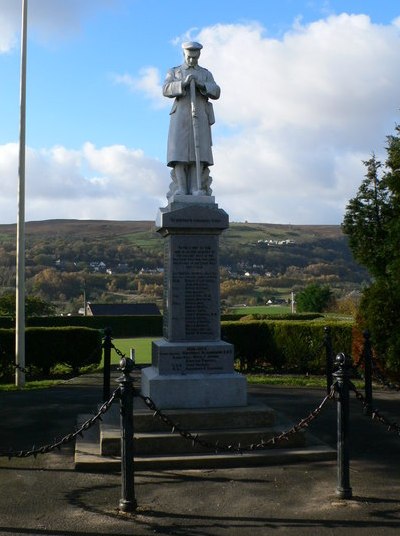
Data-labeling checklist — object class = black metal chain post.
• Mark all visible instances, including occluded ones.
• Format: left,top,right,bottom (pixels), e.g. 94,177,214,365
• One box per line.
362,330,373,417
333,353,353,500
102,327,112,402
118,357,137,513
324,326,334,394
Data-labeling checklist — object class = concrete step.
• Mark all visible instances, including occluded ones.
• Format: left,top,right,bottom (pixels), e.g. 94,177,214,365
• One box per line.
100,425,307,456
76,437,335,472
106,398,277,432
74,398,336,471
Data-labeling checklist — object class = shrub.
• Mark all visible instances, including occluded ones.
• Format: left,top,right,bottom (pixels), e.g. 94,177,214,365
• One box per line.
239,313,323,322
221,321,281,371
221,319,353,374
0,327,102,377
26,315,163,338
26,327,102,374
0,329,14,381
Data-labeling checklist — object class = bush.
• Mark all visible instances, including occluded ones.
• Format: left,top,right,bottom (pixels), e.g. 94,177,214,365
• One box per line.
0,327,102,378
221,319,353,373
239,313,323,322
0,329,14,381
25,327,102,374
221,321,281,371
30,315,163,338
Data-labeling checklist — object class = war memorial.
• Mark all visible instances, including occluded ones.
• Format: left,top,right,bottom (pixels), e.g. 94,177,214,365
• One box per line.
3,37,400,535
141,41,247,409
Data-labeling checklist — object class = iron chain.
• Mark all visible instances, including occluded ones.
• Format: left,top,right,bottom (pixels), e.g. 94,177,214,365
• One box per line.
111,342,128,360
138,383,337,454
352,347,400,392
371,366,400,392
13,362,30,374
0,387,120,459
349,382,400,435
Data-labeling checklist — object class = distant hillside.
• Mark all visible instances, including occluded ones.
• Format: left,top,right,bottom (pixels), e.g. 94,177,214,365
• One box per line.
0,220,369,311
0,219,154,238
219,221,367,285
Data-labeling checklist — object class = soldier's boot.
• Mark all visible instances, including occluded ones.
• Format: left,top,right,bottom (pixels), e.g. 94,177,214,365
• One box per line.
190,164,206,196
174,164,188,195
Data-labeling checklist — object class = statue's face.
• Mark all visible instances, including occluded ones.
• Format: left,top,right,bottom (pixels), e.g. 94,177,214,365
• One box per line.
184,49,200,67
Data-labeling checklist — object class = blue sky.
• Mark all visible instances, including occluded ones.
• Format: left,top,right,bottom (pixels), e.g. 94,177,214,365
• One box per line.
1,0,400,224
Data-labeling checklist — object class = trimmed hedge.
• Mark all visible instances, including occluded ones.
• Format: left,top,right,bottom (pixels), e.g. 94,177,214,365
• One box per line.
0,315,163,338
221,320,353,373
0,327,102,378
239,313,324,322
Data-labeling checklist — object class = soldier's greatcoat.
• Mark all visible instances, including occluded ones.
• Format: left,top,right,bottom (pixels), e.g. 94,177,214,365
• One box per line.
163,63,220,167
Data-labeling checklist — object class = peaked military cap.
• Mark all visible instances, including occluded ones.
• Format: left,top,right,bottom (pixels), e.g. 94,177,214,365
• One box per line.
182,41,203,51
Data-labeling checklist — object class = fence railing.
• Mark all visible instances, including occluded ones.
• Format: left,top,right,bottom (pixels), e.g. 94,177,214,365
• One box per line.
2,328,400,513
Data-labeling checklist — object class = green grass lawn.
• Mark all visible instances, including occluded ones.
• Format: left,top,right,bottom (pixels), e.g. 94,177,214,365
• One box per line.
107,337,154,365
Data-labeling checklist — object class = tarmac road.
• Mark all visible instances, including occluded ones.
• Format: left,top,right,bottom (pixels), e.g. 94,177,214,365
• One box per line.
0,373,400,536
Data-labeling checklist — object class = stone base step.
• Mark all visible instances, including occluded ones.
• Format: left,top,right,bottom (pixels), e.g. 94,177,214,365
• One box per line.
111,398,277,431
74,402,336,472
99,399,299,456
101,425,307,456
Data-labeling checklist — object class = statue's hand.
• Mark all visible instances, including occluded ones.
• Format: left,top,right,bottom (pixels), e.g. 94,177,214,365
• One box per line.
183,74,194,87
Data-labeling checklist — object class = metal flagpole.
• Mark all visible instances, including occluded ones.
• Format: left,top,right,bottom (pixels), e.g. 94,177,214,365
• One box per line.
15,0,28,387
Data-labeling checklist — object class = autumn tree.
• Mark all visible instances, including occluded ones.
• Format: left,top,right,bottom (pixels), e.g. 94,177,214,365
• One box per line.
0,292,55,317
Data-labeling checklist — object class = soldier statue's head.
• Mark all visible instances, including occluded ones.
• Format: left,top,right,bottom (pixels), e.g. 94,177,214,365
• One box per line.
182,41,203,67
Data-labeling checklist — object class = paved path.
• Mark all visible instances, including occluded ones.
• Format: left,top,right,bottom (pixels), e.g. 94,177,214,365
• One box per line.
0,372,400,535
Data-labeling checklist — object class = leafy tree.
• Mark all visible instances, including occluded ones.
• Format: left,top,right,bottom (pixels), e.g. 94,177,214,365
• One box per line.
342,125,400,373
295,284,333,313
342,154,393,278
0,292,55,317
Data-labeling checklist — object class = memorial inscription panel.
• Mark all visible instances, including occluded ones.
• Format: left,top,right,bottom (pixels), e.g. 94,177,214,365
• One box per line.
153,341,234,375
164,234,220,341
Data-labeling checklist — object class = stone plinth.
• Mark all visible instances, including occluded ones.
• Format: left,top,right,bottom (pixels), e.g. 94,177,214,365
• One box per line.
141,201,247,409
141,367,247,409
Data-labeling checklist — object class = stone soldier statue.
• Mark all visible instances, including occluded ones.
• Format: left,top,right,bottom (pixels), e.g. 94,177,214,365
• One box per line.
163,41,220,197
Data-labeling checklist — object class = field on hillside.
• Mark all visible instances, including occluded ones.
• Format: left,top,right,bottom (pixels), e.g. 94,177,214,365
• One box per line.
0,219,368,314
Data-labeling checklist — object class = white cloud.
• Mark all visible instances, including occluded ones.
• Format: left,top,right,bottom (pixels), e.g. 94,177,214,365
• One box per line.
113,67,168,109
0,142,169,223
194,15,400,223
2,14,400,224
0,0,119,52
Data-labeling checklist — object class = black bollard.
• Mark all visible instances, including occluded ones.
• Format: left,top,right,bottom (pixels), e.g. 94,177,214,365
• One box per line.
333,353,353,500
118,357,137,512
102,327,113,402
362,330,373,417
324,326,334,394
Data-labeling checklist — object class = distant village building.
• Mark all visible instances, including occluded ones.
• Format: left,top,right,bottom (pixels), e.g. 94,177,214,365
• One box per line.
89,261,107,273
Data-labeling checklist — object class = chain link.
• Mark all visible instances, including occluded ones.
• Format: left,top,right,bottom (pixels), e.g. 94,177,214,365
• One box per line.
353,352,400,392
13,362,30,374
111,343,128,360
349,382,400,435
371,365,400,392
137,383,337,454
0,387,120,459
351,340,400,392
